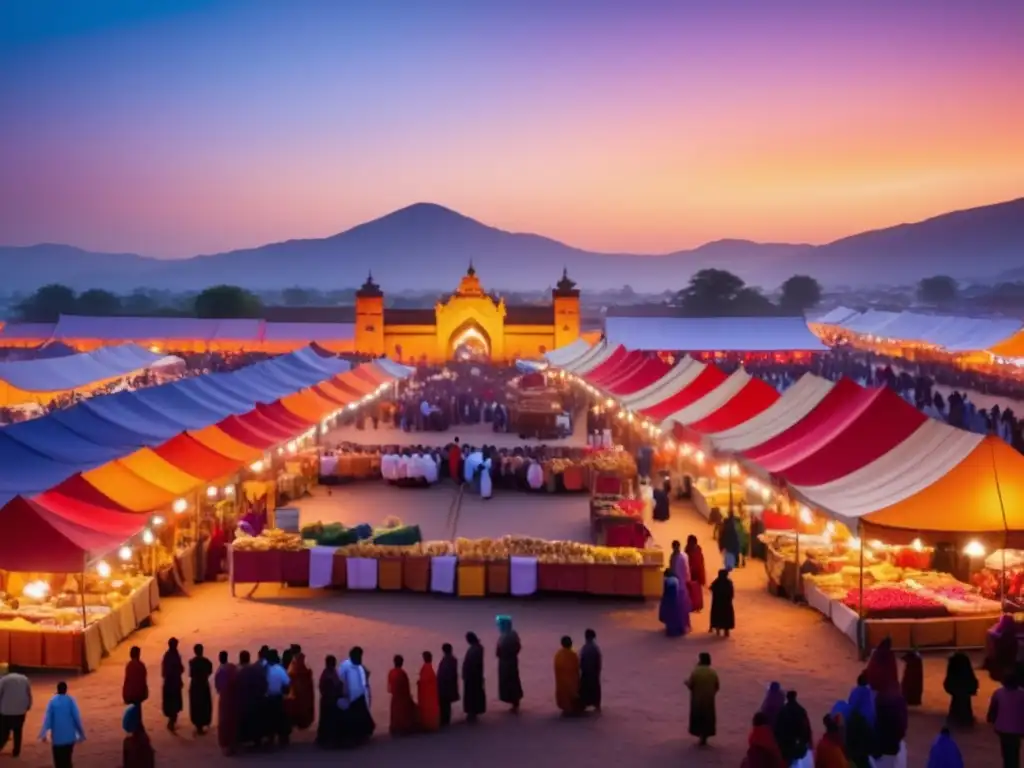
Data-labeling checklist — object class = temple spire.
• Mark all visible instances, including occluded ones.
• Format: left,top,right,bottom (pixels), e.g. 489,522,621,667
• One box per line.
467,259,476,277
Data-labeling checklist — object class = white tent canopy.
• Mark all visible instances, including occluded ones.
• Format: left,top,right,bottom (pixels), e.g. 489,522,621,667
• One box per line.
543,339,592,368
812,307,860,325
604,316,827,352
624,359,705,412
564,340,614,375
709,374,835,453
789,421,983,530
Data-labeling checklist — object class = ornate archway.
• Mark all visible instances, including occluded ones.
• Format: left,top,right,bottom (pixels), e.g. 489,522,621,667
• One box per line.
449,320,491,361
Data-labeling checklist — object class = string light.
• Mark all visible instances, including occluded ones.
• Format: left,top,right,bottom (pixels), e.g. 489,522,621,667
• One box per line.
96,560,112,578
172,498,188,514
118,546,133,562
250,460,265,473
151,515,165,528
963,540,986,558
206,486,218,498
911,538,923,552
142,529,155,545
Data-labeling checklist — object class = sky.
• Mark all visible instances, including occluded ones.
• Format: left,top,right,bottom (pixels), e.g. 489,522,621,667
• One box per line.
1,0,1022,258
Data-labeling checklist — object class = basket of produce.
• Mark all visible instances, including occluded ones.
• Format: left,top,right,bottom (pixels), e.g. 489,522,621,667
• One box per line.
373,525,423,547
843,586,949,620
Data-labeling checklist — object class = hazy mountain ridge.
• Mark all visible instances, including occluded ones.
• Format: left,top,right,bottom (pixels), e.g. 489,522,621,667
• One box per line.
1,198,1022,293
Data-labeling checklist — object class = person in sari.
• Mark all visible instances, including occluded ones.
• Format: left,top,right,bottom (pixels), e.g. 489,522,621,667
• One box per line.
316,655,343,749
943,652,978,727
686,652,719,746
387,655,417,735
417,651,441,732
462,632,486,722
774,690,812,765
496,615,523,713
236,649,268,748
872,685,908,766
865,637,899,694
759,681,785,728
122,647,148,723
709,569,735,637
161,638,184,733
554,636,580,716
901,649,923,706
743,712,785,768
188,644,213,736
437,643,460,727
213,651,239,756
845,674,876,768
286,651,315,731
579,628,602,713
926,727,964,768
121,704,154,768
685,534,706,612
448,439,462,483
659,568,688,637
814,714,849,768
339,646,375,746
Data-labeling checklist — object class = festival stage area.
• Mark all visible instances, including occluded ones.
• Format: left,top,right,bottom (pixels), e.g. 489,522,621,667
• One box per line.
8,499,1006,767
325,418,588,449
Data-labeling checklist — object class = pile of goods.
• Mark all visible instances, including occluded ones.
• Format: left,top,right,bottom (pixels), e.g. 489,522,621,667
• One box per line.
233,529,304,552
591,494,642,520
582,451,636,477
294,518,423,548
971,552,1024,609
0,571,150,629
455,536,661,565
842,586,948,619
835,571,1002,619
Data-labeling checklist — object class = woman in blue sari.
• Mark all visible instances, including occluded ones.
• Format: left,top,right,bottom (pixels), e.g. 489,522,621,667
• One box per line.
659,569,689,637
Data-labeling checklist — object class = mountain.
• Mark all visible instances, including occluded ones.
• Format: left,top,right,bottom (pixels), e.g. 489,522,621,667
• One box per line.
1,198,1022,294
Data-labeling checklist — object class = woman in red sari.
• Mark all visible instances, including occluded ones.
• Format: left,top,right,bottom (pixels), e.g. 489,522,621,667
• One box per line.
865,637,899,693
286,650,315,731
388,655,418,735
417,651,441,732
685,534,707,612
213,650,239,755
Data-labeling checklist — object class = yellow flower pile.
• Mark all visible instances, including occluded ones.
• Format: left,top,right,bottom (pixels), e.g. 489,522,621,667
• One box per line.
232,528,304,552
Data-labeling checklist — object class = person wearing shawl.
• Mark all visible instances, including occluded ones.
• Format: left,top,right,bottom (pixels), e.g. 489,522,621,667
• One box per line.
943,652,978,727
845,674,876,768
901,648,923,706
814,714,848,768
316,655,343,749
188,644,213,735
743,712,785,768
926,727,964,768
759,682,786,728
686,652,719,746
659,568,688,637
986,614,1019,682
865,638,899,694
161,638,184,733
579,628,602,712
718,510,741,570
462,632,486,722
448,439,463,484
338,646,375,746
286,649,315,731
709,569,735,637
417,651,441,732
495,615,524,712
387,655,417,735
121,704,154,768
213,651,239,755
987,673,1024,768
122,646,148,722
554,636,581,716
774,690,812,764
437,643,460,727
872,685,908,765
236,649,269,748
685,535,706,611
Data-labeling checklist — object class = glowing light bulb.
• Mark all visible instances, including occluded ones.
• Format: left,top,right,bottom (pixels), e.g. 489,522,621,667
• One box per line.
963,540,986,558
604,398,615,408
172,498,188,514
848,537,862,550
250,460,265,473
96,560,112,578
911,538,923,552
663,439,676,451
287,441,297,454
151,515,165,528
118,546,133,562
799,506,814,525
142,529,155,545
206,486,218,498
224,486,235,497
825,521,836,535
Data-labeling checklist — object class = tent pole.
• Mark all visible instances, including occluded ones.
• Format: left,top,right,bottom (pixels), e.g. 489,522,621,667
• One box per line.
858,522,865,659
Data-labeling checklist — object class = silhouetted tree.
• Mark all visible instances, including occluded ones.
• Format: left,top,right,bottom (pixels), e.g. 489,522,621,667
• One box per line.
732,287,780,316
677,269,747,315
16,283,77,322
917,275,958,306
122,289,161,315
282,287,315,306
778,275,823,314
75,288,122,316
194,285,263,318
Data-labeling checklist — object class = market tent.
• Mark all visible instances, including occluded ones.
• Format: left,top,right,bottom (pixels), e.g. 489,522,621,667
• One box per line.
51,401,168,450
0,322,56,347
749,387,928,486
662,369,754,429
640,364,728,422
187,425,264,462
216,414,284,450
602,356,671,396
154,434,244,482
32,341,78,359
986,328,1024,357
564,341,614,375
258,402,312,433
740,377,866,462
372,358,414,380
73,460,184,513
812,307,861,325
113,449,205,497
130,381,237,426
309,341,339,358
0,432,111,507
679,375,780,435
85,391,206,434
620,358,700,410
709,375,836,454
839,310,902,336
279,389,338,423
171,376,256,414
786,424,1019,535
543,339,592,368
2,415,126,465
585,349,641,389
603,316,827,352
0,494,144,573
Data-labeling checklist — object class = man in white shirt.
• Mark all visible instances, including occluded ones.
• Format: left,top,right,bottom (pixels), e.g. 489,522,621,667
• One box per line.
0,671,32,757
264,650,291,747
338,647,375,745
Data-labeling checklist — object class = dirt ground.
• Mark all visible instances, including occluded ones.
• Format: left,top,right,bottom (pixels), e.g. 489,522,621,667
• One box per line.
9,485,1003,767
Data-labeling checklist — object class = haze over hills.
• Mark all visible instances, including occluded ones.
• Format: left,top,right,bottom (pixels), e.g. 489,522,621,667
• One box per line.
1,198,1022,294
